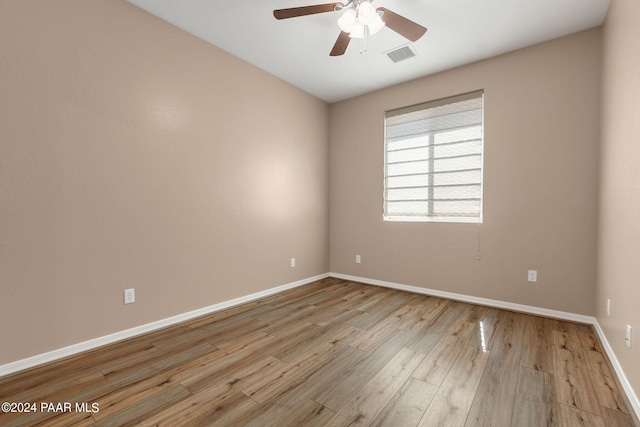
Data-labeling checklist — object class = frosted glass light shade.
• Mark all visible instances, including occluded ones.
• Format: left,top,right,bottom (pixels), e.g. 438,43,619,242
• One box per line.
367,13,385,35
338,9,357,32
357,1,375,25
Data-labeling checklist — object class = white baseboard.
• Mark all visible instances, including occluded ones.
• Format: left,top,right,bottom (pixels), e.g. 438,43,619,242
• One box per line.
330,272,595,324
329,272,640,422
0,273,329,378
592,321,640,421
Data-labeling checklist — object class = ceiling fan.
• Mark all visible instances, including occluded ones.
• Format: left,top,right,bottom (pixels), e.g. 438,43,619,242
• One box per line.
273,1,427,56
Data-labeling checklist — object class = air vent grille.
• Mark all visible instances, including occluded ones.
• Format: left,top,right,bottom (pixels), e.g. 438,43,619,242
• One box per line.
385,44,417,63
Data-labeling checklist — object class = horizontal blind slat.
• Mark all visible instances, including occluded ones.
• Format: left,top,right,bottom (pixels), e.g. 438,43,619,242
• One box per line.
386,167,482,178
387,152,482,166
387,137,482,153
386,183,482,190
386,198,482,203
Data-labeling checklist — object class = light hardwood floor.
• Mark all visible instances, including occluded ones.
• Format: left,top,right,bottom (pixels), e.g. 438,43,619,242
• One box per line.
0,277,637,426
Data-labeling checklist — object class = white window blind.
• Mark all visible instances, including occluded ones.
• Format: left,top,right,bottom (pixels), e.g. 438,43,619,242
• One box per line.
384,90,484,222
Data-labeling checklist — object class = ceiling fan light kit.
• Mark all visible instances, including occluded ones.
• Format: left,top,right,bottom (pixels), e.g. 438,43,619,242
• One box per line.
338,1,385,38
274,1,427,56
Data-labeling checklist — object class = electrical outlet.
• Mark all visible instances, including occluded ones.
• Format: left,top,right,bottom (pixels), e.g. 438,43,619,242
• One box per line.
124,288,135,304
527,270,537,282
607,299,611,317
356,255,361,264
626,325,632,348
290,258,296,268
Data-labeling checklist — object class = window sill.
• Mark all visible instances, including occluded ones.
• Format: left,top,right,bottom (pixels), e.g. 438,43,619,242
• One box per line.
383,215,482,224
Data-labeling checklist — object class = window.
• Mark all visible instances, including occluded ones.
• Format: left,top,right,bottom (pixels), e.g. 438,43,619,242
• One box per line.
384,90,484,223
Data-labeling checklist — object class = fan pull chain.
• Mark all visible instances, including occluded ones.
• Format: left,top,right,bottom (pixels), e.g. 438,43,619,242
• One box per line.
360,27,368,54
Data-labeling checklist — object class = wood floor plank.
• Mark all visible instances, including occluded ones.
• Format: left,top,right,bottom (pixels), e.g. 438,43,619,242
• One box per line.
341,285,385,305
466,308,500,351
0,403,97,427
348,292,413,329
372,377,437,427
257,345,370,413
104,342,215,383
143,389,257,427
557,403,606,427
0,278,635,427
193,316,272,349
269,399,335,427
97,346,161,377
465,310,526,426
257,305,319,335
5,332,163,382
313,329,417,412
327,324,370,347
553,319,585,336
405,293,434,309
404,329,441,355
412,332,464,386
184,325,345,395
327,348,425,426
418,344,489,427
577,331,630,413
102,353,279,424
172,392,258,427
552,330,602,416
0,340,144,401
315,307,364,327
241,340,349,404
380,304,421,331
412,319,476,386
39,413,96,427
408,298,453,335
266,285,334,310
354,321,401,352
49,342,214,417
521,315,555,374
222,344,361,427
301,297,360,326
465,328,523,425
269,323,338,363
139,356,284,426
601,406,637,427
511,365,557,427
185,300,265,328
95,383,192,427
354,288,396,312
0,370,107,407
93,369,193,421
179,338,285,394
458,303,487,324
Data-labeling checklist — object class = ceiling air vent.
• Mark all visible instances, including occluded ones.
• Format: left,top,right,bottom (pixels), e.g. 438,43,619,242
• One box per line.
385,44,418,63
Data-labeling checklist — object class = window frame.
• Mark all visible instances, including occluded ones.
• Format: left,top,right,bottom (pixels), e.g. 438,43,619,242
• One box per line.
383,90,485,224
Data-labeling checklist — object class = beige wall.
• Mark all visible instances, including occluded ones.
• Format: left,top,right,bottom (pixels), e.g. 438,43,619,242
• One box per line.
0,0,329,365
597,0,640,401
329,29,602,315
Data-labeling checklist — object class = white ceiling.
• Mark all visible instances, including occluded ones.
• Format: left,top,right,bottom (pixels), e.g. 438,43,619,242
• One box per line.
127,0,610,103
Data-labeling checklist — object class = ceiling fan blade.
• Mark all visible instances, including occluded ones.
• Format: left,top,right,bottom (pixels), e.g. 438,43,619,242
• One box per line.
330,31,351,56
274,3,343,20
377,7,427,42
